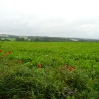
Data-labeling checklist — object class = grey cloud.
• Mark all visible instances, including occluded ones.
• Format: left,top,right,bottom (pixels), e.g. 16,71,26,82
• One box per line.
0,12,99,39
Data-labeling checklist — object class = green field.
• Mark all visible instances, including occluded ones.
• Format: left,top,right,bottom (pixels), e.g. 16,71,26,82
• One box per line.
0,42,99,99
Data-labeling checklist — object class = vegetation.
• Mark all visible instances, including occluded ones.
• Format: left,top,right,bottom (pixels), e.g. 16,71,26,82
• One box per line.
0,41,99,99
0,34,99,42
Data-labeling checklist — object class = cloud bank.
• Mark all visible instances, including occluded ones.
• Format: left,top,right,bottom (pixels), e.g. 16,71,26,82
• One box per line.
0,0,99,39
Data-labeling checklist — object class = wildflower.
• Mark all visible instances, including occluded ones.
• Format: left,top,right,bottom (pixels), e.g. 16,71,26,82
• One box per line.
0,49,2,52
65,64,69,68
64,64,69,69
18,60,22,63
69,67,73,71
8,50,11,54
37,64,41,68
11,60,14,64
4,52,7,55
59,68,64,70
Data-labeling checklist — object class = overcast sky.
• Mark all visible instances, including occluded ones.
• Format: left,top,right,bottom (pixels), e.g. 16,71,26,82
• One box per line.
0,0,99,39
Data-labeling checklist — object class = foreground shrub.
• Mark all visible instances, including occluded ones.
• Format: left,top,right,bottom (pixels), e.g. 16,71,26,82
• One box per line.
0,63,99,99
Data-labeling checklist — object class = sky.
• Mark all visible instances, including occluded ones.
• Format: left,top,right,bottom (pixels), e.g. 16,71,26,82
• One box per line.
0,0,99,39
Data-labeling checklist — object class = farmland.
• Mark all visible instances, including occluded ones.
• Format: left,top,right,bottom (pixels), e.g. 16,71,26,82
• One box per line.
0,41,99,99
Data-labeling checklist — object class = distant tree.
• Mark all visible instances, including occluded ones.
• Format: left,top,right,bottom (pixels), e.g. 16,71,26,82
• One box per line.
43,37,49,42
34,38,40,42
25,39,29,41
20,38,25,41
15,37,20,41
15,37,25,41
30,39,34,41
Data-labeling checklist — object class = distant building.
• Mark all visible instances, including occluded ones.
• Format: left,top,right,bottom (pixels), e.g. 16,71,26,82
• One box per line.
70,39,78,41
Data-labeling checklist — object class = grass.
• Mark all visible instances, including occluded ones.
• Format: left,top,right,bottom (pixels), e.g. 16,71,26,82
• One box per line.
0,42,99,99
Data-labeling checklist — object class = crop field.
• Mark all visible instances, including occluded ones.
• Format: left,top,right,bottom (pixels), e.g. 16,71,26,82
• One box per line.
0,41,99,99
